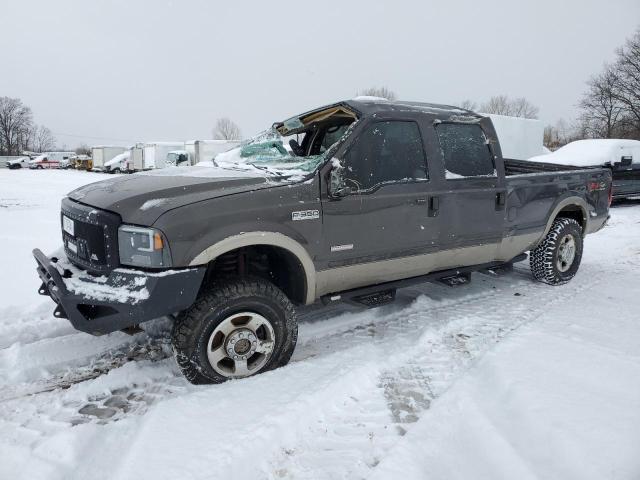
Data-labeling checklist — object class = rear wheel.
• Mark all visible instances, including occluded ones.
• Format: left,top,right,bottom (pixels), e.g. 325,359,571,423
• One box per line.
530,217,583,285
171,276,298,384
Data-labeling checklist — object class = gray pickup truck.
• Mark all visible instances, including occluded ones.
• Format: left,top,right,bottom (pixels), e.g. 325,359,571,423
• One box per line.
33,98,611,384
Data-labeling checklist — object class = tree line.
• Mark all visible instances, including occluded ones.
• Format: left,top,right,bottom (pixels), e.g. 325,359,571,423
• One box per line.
0,97,56,156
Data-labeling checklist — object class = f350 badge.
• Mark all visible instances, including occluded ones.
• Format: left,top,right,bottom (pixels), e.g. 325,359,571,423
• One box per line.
292,210,320,221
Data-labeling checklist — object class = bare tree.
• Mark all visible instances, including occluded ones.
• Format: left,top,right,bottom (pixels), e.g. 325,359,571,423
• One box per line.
544,119,579,150
579,66,625,138
33,125,56,152
0,96,33,155
213,117,242,140
459,99,478,111
358,86,397,101
75,144,91,156
611,29,640,137
480,95,539,119
577,29,640,140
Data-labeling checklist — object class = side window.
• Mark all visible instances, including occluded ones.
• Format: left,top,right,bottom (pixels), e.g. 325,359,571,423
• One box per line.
320,124,349,153
435,123,495,178
343,121,428,191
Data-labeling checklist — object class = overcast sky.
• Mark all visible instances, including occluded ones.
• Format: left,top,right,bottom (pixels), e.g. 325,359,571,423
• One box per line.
1,0,639,148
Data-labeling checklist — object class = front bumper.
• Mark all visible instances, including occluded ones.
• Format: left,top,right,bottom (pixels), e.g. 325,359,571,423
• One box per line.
33,249,205,335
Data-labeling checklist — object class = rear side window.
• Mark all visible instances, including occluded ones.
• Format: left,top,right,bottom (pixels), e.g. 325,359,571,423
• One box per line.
343,121,428,191
435,123,495,177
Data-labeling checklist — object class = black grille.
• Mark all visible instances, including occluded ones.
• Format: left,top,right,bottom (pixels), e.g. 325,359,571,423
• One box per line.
61,197,121,274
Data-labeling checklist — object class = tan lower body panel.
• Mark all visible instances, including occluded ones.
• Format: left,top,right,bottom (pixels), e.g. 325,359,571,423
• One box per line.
315,232,542,299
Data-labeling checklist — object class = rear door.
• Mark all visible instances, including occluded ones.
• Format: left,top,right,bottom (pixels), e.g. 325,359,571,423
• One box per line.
431,122,506,266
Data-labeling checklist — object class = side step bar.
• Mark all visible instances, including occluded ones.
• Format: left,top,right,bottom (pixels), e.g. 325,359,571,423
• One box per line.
321,254,528,308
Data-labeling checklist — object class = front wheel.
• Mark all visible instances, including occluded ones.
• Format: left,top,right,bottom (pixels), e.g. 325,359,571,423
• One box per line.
530,217,583,285
171,277,298,384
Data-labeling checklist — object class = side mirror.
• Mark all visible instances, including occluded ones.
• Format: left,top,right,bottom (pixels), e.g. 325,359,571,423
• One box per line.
328,161,350,198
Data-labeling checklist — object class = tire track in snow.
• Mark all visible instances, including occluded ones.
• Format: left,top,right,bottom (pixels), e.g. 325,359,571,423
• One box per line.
266,267,604,479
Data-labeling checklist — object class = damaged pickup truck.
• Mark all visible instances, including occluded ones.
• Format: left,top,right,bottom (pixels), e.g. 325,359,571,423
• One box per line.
34,98,612,384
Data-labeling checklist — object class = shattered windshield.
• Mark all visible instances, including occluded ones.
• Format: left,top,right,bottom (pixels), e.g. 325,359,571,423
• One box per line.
213,128,327,179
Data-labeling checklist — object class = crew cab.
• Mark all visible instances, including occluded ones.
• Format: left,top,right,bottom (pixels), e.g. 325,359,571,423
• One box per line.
33,98,611,384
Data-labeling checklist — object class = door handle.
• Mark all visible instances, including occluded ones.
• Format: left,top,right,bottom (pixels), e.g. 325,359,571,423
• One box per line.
496,191,506,210
428,196,439,217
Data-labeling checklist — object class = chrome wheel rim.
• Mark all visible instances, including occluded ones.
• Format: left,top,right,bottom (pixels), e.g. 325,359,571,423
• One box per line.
557,234,576,273
206,312,275,378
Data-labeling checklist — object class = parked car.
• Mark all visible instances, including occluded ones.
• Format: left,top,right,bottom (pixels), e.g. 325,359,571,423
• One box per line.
526,139,640,200
6,156,31,169
28,152,74,169
103,151,131,173
33,98,611,384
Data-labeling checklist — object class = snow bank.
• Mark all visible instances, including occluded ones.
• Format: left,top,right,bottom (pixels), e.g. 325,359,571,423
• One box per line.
528,139,640,167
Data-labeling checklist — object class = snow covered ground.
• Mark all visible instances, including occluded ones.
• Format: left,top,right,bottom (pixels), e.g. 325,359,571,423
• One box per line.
0,168,639,480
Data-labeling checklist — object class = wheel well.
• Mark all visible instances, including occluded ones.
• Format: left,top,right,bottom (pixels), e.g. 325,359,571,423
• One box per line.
555,206,586,232
204,245,307,305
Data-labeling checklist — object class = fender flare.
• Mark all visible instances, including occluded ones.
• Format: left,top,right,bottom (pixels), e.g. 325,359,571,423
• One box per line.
541,196,588,239
189,231,317,305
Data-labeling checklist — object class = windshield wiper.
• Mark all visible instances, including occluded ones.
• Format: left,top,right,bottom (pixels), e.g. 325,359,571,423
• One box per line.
248,163,284,177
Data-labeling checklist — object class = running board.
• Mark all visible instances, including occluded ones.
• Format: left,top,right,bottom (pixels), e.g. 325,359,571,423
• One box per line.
321,258,519,307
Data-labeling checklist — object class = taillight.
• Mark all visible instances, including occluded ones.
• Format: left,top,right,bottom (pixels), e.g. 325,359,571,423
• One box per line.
608,183,613,207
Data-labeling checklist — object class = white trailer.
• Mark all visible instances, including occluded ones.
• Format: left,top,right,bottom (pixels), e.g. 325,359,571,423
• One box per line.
483,114,544,160
184,140,241,166
140,142,185,170
91,146,126,171
131,143,144,171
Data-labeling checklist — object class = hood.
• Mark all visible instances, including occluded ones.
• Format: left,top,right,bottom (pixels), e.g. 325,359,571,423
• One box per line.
67,167,284,225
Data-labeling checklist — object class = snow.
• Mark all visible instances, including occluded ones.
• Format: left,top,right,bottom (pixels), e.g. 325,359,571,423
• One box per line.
60,256,150,304
528,139,640,167
139,165,266,178
1,168,640,480
445,170,465,179
372,278,640,480
139,198,169,211
352,95,390,102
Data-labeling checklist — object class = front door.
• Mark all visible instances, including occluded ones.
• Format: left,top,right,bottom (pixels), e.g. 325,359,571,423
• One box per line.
319,119,442,293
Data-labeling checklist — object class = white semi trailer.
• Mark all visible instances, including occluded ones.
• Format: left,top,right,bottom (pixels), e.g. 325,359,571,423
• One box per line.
91,146,126,172
184,140,241,166
131,143,144,171
133,142,185,170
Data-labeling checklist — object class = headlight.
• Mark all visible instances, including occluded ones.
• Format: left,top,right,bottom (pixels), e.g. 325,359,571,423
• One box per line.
118,225,171,267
